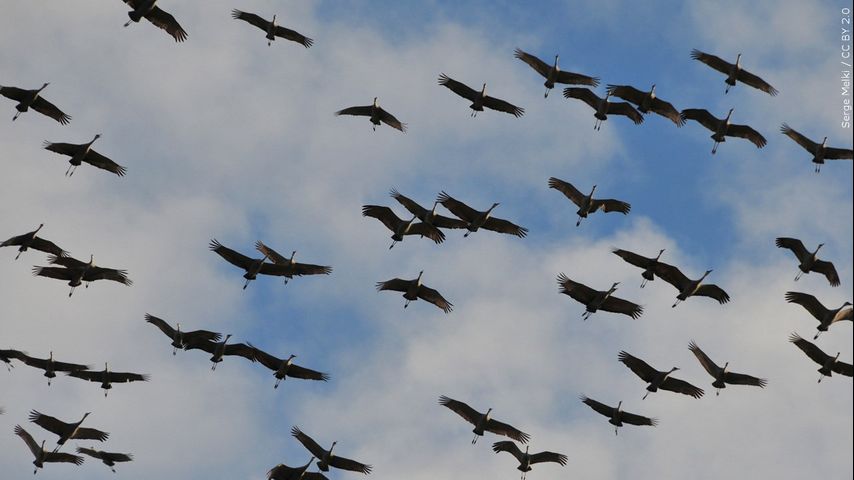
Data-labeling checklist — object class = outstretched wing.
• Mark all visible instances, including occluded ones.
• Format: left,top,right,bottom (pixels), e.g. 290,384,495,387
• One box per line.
690,49,733,75
482,95,524,117
106,371,150,383
210,239,255,270
548,177,585,207
378,107,407,132
28,237,68,256
824,147,854,160
145,313,177,339
688,341,720,377
417,285,453,313
230,9,269,31
562,87,601,110
14,425,41,457
620,411,658,427
513,48,550,78
289,363,330,381
438,74,479,102
84,267,132,286
600,296,644,319
290,426,327,458
435,191,479,222
617,351,657,382
484,418,530,443
376,278,411,293
680,108,720,132
556,273,597,304
727,124,767,149
652,262,691,290
779,123,818,152
32,266,74,281
438,395,481,426
735,68,778,96
785,291,827,321
789,333,831,366
482,217,528,237
145,6,188,42
612,249,653,269
31,97,71,125
44,451,84,465
529,450,569,466
335,105,372,118
83,150,127,176
649,98,683,125
491,440,525,462
362,205,404,232
775,237,809,263
659,377,705,399
43,141,82,157
693,284,730,304
406,222,446,244
580,395,613,418
723,371,767,388
606,102,644,124
329,455,372,474
591,198,631,214
811,260,840,287
274,25,313,48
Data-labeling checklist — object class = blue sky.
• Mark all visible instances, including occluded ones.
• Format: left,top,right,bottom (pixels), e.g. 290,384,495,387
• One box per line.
1,1,852,479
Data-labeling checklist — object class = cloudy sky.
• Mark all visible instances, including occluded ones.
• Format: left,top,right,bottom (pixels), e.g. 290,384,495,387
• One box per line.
1,0,852,479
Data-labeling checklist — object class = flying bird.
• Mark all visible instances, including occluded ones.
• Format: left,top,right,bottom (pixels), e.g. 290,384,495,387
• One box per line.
1,83,71,124
14,425,84,475
28,411,108,452
184,334,257,370
514,48,599,98
548,178,630,226
788,333,853,383
145,313,222,355
579,396,657,435
210,239,299,289
231,9,313,47
652,263,729,307
605,84,683,126
122,0,188,42
291,427,372,475
438,74,524,117
780,123,853,173
2,224,67,260
268,457,329,480
557,274,643,320
377,271,453,313
785,291,852,339
681,108,766,154
249,346,330,389
67,362,150,397
18,351,90,386
389,189,468,230
32,254,132,297
690,49,778,95
688,341,767,395
76,447,133,473
361,205,445,249
618,351,704,399
43,135,126,177
436,191,528,238
254,241,332,284
492,441,567,480
438,395,530,444
335,97,406,132
562,88,643,130
612,248,666,288
776,237,839,287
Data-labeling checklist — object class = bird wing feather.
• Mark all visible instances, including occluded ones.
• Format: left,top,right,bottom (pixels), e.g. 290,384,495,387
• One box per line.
438,74,479,101
600,296,644,319
547,177,585,207
82,150,127,176
726,124,767,148
144,6,188,42
482,217,528,237
31,97,71,125
617,351,658,382
329,456,372,474
482,95,524,117
485,418,530,443
417,285,453,313
690,49,732,74
274,26,313,48
435,191,480,222
736,68,778,96
210,239,256,270
513,48,551,78
659,377,705,398
688,341,721,377
811,260,840,287
438,395,481,425
694,284,731,304
291,427,327,458
491,440,525,462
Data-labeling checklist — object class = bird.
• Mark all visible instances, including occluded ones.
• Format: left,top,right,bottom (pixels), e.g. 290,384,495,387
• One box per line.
122,0,188,42
75,447,133,473
376,271,453,313
14,425,84,475
1,348,26,371
210,239,298,289
785,292,852,339
788,333,853,383
268,457,329,480
2,224,67,260
548,178,631,226
249,346,330,389
145,313,222,355
780,123,853,173
335,97,406,132
389,189,468,230
183,334,257,370
775,237,840,287
680,108,766,154
492,441,567,480
652,263,729,307
605,84,683,126
1,83,71,124
254,241,332,285
557,274,643,320
231,9,313,47
28,411,108,453
612,248,666,288
579,396,657,435
435,191,528,237
291,427,372,474
438,395,530,444
438,74,524,117
18,351,90,386
67,362,150,397
513,48,599,98
43,135,126,177
688,341,767,395
361,205,445,249
617,351,704,400
690,49,778,95
32,254,132,297
562,87,643,130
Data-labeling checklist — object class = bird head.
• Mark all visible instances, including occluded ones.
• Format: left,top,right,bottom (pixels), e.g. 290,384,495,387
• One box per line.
723,362,729,371
702,269,713,279
40,82,50,90
49,351,53,360
481,83,487,95
224,334,233,342
821,136,828,147
176,322,181,332
88,254,95,266
487,202,500,213
725,108,734,120
93,134,101,141
843,301,852,307
272,14,277,23
554,54,560,66
656,249,665,259
36,223,44,231
591,184,598,194
735,53,742,65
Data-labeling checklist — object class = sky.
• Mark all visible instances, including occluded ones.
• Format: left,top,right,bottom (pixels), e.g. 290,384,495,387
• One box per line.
0,0,852,479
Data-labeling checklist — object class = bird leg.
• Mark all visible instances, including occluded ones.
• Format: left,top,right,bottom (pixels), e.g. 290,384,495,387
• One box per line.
671,299,681,308
813,331,823,340
211,362,218,371
711,142,719,154
582,311,592,321
14,250,22,260
404,299,411,309
817,373,824,383
544,88,550,98
274,378,282,389
111,466,116,473
794,271,803,282
576,216,583,227
471,434,479,444
642,391,650,400
388,240,397,249
68,286,76,297
13,111,21,121
815,164,821,173
614,426,619,436
65,164,75,176
715,388,720,396
640,278,647,288
372,124,377,132
243,278,251,290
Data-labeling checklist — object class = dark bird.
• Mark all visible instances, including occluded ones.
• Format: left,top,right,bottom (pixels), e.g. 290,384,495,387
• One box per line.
438,74,524,117
249,346,330,389
690,49,778,95
605,84,683,126
122,0,187,42
19,351,90,386
617,351,704,400
514,48,599,98
789,333,853,383
33,254,132,297
612,248,666,288
579,396,657,435
145,313,222,355
43,135,126,177
492,441,567,480
688,341,767,395
780,123,853,173
436,191,528,238
335,97,406,132
1,348,26,371
184,334,257,370
557,274,643,320
562,88,643,130
438,395,530,444
776,237,839,287
652,263,729,307
291,426,372,475
14,425,84,474
2,224,67,260
681,108,766,154
268,457,329,480
67,362,150,397
210,239,299,289
361,205,445,249
548,178,630,226
1,83,70,124
254,241,332,285
231,9,313,47
785,291,852,339
389,189,468,230
28,411,108,452
76,447,133,473
377,271,453,313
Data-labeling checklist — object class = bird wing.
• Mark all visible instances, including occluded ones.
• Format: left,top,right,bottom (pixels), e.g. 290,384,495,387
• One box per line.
693,284,730,304
145,313,177,339
620,411,658,427
183,338,218,354
376,278,411,293
288,363,330,381
406,222,446,244
0,86,29,101
435,191,479,222
789,333,830,366
67,370,101,382
590,198,631,214
548,177,585,207
14,425,41,457
25,238,66,257
417,286,453,313
492,440,525,462
274,25,313,48
222,343,257,362
482,217,528,237
290,427,327,458
43,141,81,157
210,239,255,270
775,237,809,262
230,9,269,30
600,296,644,319
606,102,644,124
780,123,819,152
104,451,133,462
438,395,481,426
529,451,569,466
246,345,281,371
556,70,599,87
832,361,853,377
362,205,404,232
513,48,551,78
811,260,840,287
289,262,333,276
652,262,691,290
52,359,92,372
28,410,70,436
649,98,684,126
44,451,84,465
144,6,188,42
735,68,778,96
482,95,524,117
688,341,721,377
75,447,102,459
378,107,407,132
485,418,530,443
580,396,613,418
556,273,598,304
48,254,87,268
690,49,733,75
254,240,289,264
31,97,71,125
335,105,372,117
680,108,719,131
612,249,653,269
438,74,479,102
605,84,646,104
723,371,767,388
72,426,110,441
32,265,73,281
389,189,428,217
329,455,372,474
82,150,127,176
84,267,132,286
824,147,854,160
785,291,827,321
562,87,601,109
431,215,469,229
659,377,705,399
106,371,150,383
726,124,767,148
617,351,657,382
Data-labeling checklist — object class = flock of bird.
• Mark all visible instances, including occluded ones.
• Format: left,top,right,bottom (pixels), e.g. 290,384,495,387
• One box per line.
1,2,853,479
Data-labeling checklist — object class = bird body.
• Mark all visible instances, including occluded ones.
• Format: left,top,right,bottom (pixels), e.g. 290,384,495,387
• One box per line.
785,292,852,339
557,274,643,320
